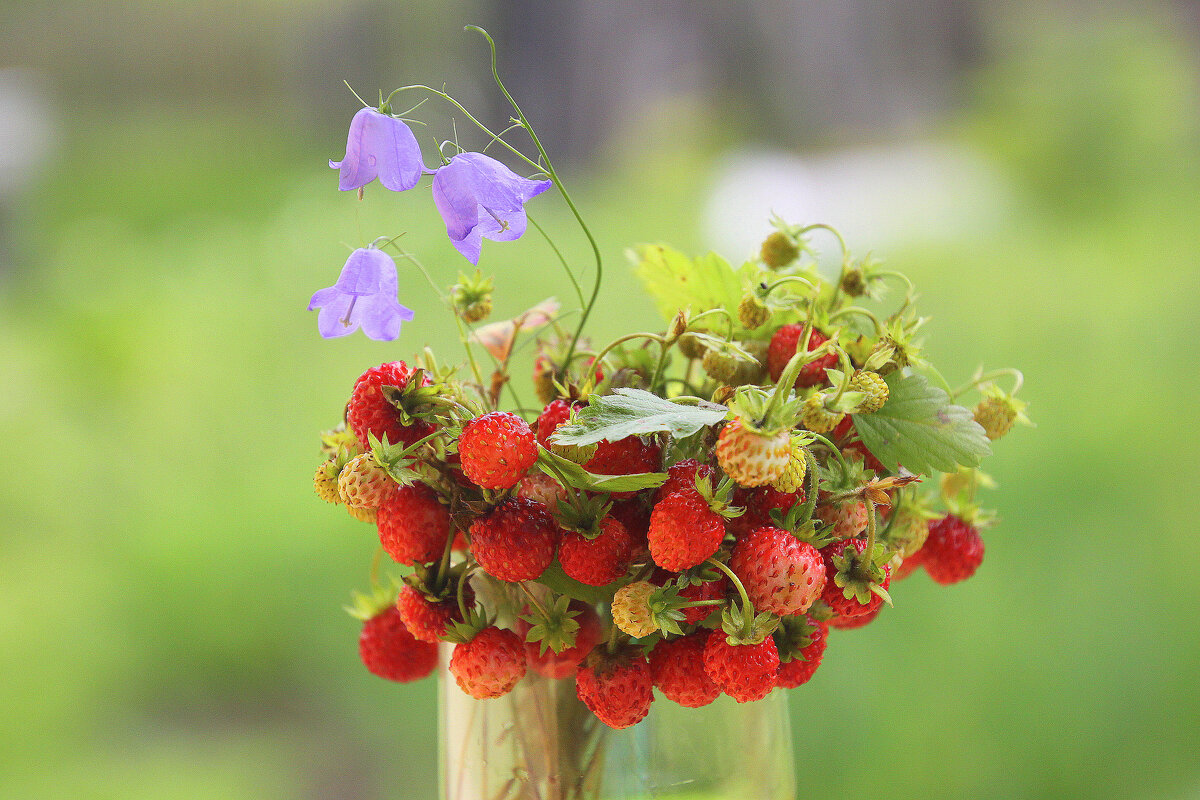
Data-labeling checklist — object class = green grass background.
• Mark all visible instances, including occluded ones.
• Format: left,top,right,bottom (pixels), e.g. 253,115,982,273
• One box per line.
1,6,1198,799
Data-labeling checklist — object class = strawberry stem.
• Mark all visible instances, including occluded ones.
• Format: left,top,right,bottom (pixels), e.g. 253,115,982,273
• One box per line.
705,557,755,639
950,367,1025,401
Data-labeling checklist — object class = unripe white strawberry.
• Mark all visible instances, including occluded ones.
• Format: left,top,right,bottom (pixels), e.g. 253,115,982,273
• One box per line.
715,420,790,487
338,453,397,509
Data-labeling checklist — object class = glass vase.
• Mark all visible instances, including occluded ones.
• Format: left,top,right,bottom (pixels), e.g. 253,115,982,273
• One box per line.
438,644,796,800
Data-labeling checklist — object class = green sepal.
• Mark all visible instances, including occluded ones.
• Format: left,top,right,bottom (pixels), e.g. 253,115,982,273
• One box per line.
344,583,399,622
718,604,780,646
519,594,582,655
320,424,360,458
368,432,425,487
775,615,820,663
535,445,667,493
549,388,728,447
830,541,892,605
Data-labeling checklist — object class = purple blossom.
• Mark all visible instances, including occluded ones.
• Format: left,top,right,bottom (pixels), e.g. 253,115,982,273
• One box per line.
308,248,413,341
330,107,425,192
431,152,552,264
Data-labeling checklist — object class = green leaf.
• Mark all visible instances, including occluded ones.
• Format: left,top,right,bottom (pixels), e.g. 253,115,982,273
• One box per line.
535,446,668,493
549,388,728,447
537,561,626,606
633,245,744,322
853,372,991,475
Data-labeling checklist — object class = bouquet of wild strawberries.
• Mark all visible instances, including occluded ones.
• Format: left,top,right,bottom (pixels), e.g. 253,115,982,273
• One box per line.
309,29,1029,731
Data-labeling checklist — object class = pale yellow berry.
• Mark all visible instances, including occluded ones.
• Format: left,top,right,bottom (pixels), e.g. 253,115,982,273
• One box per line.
314,461,341,504
800,394,843,434
848,371,889,413
612,581,658,638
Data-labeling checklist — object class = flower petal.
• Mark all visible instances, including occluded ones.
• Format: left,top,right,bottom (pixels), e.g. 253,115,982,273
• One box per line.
313,294,357,338
358,294,414,341
330,108,425,192
330,108,379,191
432,158,485,243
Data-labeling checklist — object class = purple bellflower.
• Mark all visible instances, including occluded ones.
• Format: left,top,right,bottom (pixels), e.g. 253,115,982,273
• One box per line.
330,107,425,192
308,248,414,341
431,152,552,264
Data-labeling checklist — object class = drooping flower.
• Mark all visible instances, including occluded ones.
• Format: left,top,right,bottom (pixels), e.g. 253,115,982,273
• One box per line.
431,152,552,264
308,248,414,341
330,107,426,192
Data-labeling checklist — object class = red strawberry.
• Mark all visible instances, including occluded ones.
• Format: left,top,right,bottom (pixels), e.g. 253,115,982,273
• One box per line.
517,601,602,680
469,497,561,582
576,646,654,729
655,458,716,503
775,618,828,688
921,515,985,585
729,526,826,616
677,575,729,625
820,539,892,622
648,491,726,572
608,497,651,547
767,325,838,388
702,630,779,703
358,606,438,683
515,471,568,511
377,483,450,565
449,626,527,699
347,361,434,450
729,486,806,539
459,411,538,489
559,516,636,586
649,632,721,707
396,584,472,643
829,604,882,630
535,399,581,447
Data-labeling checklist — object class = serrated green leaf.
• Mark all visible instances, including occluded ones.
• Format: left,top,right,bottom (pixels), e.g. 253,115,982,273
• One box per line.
852,371,991,475
535,447,668,493
549,388,728,447
633,245,744,321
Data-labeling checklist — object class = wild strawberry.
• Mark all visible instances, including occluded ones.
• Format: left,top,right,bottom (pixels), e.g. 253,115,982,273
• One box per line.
730,526,826,616
814,495,869,540
715,419,790,488
820,539,892,622
358,606,438,683
729,486,805,539
775,616,828,688
608,497,651,547
738,292,771,329
377,483,450,565
921,515,985,585
799,393,844,434
829,605,882,630
648,491,726,572
893,547,925,580
649,632,721,707
459,411,537,489
676,575,729,624
449,626,526,699
535,399,579,447
337,452,397,508
655,458,716,503
974,396,1017,440
767,325,837,388
760,230,800,268
559,516,636,586
396,584,472,643
469,497,561,582
346,505,377,524
576,646,654,729
611,581,659,638
517,600,602,680
848,370,889,413
515,471,567,511
702,629,780,703
771,439,809,494
347,361,434,450
314,459,341,504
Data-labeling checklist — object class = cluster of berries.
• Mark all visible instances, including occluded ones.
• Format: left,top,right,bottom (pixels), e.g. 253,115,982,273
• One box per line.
313,220,1028,730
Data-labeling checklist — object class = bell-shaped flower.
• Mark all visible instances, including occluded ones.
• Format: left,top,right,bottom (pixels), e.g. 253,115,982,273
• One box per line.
431,152,552,264
330,107,425,192
308,248,414,341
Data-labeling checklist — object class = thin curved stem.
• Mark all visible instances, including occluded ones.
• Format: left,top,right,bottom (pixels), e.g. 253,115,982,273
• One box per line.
529,213,586,308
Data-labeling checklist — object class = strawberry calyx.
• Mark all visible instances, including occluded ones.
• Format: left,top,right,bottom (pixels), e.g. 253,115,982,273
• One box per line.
828,539,893,607
518,593,583,655
345,583,400,622
774,614,821,663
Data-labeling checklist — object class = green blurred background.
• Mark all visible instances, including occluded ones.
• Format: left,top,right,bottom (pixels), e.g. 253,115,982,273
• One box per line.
1,1,1197,798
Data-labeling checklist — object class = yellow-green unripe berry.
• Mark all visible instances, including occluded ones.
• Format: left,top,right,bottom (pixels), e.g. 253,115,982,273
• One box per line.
849,370,889,413
315,460,341,504
738,293,771,329
974,396,1017,440
612,581,658,638
678,333,707,360
760,231,800,269
772,441,809,494
800,393,844,434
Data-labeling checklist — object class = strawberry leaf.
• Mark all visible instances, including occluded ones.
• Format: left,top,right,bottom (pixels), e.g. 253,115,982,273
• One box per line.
549,388,728,447
535,446,668,493
633,244,744,322
852,371,991,475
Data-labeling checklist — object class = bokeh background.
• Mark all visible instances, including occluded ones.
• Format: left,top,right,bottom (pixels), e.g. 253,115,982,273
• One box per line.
2,1,1198,798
